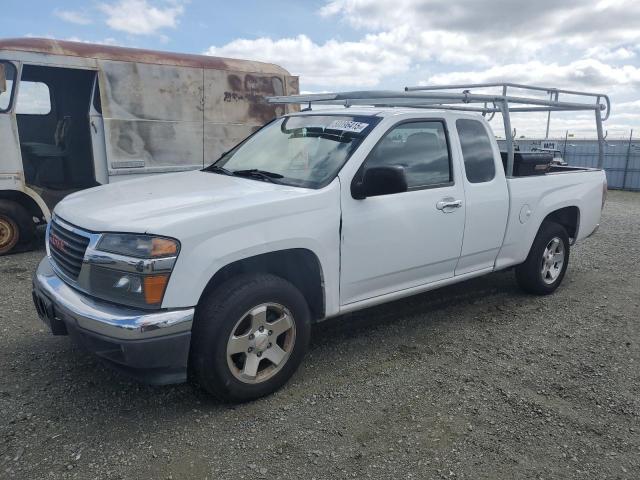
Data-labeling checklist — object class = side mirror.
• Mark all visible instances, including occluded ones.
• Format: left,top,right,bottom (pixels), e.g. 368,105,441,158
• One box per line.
351,165,408,199
0,64,6,94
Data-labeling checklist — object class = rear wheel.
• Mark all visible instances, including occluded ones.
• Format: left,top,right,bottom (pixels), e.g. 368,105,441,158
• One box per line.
515,221,570,295
0,200,35,255
190,273,311,402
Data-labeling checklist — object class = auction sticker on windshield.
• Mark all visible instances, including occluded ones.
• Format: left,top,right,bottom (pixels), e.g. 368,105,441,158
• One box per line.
327,120,370,133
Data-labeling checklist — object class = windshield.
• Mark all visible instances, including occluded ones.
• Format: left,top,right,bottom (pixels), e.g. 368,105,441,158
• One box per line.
208,114,381,188
0,61,17,113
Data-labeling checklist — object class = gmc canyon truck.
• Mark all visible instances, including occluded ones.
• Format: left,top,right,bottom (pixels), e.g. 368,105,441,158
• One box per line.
33,86,608,402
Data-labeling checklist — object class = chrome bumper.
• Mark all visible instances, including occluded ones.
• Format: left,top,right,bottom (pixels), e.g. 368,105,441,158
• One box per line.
33,257,194,340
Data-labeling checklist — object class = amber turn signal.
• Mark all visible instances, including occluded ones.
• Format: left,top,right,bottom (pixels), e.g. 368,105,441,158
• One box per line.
143,274,169,305
151,238,179,257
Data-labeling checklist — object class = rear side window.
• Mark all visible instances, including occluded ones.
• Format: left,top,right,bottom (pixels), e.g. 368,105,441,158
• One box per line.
366,121,452,189
456,119,496,183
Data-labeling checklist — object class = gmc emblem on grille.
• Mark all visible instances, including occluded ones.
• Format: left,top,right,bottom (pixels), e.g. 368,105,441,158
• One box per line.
50,233,66,252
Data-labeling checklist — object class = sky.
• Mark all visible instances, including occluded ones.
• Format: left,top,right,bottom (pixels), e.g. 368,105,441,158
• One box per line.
3,0,640,138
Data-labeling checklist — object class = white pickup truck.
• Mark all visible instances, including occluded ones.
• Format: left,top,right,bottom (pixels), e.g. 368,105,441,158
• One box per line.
32,86,607,401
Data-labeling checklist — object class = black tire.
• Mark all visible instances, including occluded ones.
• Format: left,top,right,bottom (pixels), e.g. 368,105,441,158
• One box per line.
190,273,311,402
0,200,35,255
515,221,570,295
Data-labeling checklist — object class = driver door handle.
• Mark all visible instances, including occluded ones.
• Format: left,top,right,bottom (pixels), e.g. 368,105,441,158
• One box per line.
436,198,463,211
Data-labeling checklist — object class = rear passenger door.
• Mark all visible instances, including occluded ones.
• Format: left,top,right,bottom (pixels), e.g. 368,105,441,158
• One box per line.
340,120,466,305
454,118,509,275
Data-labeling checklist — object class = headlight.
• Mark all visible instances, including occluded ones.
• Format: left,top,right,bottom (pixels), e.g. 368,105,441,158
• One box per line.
89,266,170,309
97,233,179,258
88,234,180,309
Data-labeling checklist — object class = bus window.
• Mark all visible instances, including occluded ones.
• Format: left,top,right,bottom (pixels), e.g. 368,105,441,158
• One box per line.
16,81,51,115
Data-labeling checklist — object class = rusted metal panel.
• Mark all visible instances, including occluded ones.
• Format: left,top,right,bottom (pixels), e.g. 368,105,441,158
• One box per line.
99,60,203,122
204,69,286,125
0,63,6,93
203,69,293,164
99,60,204,171
0,38,291,75
284,76,301,114
103,118,204,170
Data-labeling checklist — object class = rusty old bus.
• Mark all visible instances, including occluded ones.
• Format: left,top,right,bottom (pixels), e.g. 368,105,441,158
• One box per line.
0,38,298,254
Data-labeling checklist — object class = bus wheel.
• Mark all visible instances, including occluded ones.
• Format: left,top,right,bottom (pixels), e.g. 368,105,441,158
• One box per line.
0,200,34,255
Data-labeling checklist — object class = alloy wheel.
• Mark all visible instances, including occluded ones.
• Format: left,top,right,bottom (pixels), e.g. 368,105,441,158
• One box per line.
541,237,565,284
226,303,296,384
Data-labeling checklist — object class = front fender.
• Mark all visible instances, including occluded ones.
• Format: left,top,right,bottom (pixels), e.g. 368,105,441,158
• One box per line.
161,183,342,316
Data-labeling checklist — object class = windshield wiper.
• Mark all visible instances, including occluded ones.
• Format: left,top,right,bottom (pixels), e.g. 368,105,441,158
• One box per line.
204,165,234,176
232,169,284,183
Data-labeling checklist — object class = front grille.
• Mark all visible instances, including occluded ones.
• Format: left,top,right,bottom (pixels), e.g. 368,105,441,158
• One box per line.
49,219,90,280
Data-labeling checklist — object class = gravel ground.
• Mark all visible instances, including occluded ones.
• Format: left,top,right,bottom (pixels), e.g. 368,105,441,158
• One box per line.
1,190,639,480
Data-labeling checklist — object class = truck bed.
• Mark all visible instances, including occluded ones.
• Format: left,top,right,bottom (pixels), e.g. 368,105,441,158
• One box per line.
495,167,606,271
500,151,596,177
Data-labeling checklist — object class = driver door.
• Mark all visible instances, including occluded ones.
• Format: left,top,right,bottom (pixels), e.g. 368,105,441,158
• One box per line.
339,120,466,305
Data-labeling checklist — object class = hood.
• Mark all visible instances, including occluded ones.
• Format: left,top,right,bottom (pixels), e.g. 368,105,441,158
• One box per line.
54,170,319,234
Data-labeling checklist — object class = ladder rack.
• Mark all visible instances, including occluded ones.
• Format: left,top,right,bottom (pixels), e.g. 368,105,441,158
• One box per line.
267,83,610,175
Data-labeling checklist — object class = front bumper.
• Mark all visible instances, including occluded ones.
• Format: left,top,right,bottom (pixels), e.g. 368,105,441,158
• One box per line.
32,257,194,385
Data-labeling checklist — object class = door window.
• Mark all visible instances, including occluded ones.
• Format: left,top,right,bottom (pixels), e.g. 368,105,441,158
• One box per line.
0,61,17,112
365,121,452,189
456,119,496,183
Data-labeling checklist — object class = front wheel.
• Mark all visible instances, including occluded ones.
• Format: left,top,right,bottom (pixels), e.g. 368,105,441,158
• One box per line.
515,221,570,295
190,273,311,402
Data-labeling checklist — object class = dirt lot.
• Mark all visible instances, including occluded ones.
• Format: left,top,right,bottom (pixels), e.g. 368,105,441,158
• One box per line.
1,190,639,479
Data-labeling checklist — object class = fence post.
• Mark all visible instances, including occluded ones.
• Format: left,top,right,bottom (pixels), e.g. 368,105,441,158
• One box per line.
622,129,633,190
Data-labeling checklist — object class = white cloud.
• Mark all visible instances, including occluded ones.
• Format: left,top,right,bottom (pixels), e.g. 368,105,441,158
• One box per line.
24,34,121,47
616,100,640,110
424,60,640,91
206,34,411,87
320,0,640,42
207,1,640,91
418,60,640,137
54,9,93,25
585,46,636,61
320,0,640,64
65,36,120,46
98,0,184,36
205,26,495,88
206,0,640,133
